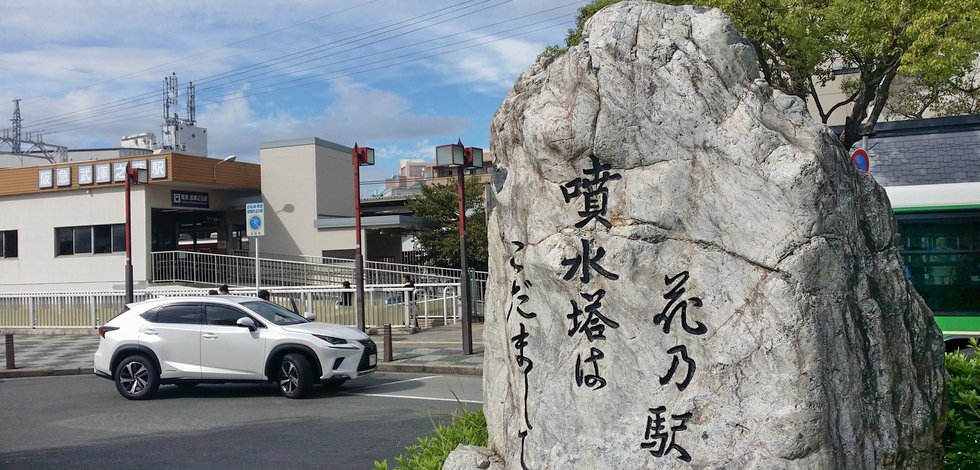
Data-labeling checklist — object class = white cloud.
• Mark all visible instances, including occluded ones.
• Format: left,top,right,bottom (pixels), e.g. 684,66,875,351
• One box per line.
0,0,581,167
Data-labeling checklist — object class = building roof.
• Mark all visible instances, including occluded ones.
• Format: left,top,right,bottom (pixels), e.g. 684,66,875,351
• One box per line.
832,115,980,187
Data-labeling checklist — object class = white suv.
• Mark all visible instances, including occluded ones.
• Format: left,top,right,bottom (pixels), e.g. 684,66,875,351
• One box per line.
94,296,377,399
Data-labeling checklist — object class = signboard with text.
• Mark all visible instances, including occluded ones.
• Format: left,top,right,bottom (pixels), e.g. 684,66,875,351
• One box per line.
171,190,210,208
246,202,265,237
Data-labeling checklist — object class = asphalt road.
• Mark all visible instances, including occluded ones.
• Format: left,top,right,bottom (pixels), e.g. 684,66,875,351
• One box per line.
0,372,483,469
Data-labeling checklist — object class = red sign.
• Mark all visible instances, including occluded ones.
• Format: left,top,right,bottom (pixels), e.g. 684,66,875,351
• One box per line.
851,148,870,172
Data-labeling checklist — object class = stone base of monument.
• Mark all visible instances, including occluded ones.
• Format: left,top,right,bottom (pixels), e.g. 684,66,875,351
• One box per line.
442,445,503,470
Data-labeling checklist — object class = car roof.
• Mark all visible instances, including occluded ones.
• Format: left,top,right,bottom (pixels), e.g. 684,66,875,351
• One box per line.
128,295,262,309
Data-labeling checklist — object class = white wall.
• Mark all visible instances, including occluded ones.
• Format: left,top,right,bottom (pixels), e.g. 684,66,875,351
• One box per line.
0,187,148,292
260,138,356,257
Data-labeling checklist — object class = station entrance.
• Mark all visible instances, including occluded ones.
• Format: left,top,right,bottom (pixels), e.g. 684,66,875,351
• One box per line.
151,208,246,255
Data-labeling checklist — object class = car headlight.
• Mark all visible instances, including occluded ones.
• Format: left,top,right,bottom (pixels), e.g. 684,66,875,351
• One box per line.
312,334,347,345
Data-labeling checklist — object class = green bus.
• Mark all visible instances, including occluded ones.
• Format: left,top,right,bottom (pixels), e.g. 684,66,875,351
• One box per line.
896,208,980,353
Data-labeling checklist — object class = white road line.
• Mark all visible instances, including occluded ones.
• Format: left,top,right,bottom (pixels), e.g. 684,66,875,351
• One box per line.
342,392,482,404
348,375,439,391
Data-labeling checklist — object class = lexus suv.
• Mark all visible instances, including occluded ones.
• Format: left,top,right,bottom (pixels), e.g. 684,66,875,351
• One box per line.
94,296,377,399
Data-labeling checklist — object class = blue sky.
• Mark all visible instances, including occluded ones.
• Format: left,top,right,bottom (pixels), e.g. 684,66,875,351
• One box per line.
0,0,586,192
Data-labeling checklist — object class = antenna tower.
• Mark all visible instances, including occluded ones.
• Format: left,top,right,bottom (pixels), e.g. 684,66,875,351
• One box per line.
186,81,196,126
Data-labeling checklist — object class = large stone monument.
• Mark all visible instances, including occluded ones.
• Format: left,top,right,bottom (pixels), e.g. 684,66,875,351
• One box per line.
462,1,948,469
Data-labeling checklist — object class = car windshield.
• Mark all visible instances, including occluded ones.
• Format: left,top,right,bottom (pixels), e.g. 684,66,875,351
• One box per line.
240,300,308,325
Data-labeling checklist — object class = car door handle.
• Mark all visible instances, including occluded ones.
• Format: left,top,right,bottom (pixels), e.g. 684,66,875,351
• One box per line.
202,333,219,339
143,329,158,335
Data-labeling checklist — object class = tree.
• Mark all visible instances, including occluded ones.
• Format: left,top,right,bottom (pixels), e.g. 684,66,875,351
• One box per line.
542,0,980,150
406,176,488,270
888,70,980,120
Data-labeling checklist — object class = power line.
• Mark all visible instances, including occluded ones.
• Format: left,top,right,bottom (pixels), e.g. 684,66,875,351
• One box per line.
25,1,586,138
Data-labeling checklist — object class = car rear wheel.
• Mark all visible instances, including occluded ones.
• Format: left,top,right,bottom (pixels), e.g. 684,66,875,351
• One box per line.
278,353,313,399
114,355,159,400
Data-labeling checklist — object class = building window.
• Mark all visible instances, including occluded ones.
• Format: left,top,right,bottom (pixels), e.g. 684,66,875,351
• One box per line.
55,224,126,256
897,211,980,315
0,230,16,258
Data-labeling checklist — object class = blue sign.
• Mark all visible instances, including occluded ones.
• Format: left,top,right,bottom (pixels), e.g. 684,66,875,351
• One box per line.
851,149,870,172
245,202,265,236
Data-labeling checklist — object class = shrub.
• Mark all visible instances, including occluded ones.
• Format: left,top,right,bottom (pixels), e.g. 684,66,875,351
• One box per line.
375,407,487,470
944,339,980,469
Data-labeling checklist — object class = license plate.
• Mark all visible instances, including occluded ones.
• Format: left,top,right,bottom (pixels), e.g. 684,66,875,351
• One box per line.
369,354,377,366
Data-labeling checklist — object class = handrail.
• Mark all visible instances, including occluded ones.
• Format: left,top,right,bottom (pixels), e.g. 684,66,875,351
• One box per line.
0,283,463,330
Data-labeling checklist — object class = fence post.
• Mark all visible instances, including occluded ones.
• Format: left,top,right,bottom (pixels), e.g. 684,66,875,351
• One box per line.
90,295,98,328
5,333,15,369
403,292,411,328
28,297,36,329
383,324,393,362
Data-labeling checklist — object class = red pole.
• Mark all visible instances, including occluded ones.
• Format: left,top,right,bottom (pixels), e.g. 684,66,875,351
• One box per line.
353,146,366,332
125,164,134,304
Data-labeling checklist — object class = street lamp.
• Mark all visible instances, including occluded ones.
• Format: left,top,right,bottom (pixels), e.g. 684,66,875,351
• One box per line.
435,139,483,355
124,162,148,304
212,155,236,182
352,143,375,332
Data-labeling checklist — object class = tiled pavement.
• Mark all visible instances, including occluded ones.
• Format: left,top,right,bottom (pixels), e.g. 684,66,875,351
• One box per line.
0,323,485,378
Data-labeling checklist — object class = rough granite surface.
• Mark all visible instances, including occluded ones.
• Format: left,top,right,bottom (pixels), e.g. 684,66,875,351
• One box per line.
448,1,948,469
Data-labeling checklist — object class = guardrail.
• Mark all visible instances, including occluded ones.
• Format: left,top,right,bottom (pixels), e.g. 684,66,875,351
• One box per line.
151,251,487,292
0,283,465,330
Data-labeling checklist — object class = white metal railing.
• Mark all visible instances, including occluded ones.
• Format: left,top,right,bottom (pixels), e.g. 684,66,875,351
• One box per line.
150,250,487,318
0,283,462,330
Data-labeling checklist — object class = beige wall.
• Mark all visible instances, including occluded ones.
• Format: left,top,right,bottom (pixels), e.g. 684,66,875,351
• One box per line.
0,182,257,292
259,138,356,257
0,187,148,292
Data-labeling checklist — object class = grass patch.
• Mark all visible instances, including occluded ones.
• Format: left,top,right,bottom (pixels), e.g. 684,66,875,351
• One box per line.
374,407,487,470
945,339,980,469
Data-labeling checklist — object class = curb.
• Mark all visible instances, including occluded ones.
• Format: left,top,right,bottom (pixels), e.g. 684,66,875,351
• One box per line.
0,366,90,379
376,363,482,376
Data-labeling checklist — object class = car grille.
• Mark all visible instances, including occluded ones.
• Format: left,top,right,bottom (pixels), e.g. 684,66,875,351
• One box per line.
357,338,377,371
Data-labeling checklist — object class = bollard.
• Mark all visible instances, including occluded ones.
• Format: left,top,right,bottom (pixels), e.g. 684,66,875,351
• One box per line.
383,324,393,362
5,333,14,370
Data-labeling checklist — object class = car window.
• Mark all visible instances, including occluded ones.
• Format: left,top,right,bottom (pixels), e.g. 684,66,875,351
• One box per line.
240,300,307,325
154,304,201,324
205,304,249,326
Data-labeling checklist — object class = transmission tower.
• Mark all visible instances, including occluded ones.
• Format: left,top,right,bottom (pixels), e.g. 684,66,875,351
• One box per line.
11,98,21,153
0,99,68,165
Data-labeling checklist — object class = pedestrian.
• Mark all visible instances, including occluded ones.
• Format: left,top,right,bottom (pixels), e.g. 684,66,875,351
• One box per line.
218,284,230,295
257,289,270,301
208,289,219,295
339,281,353,306
402,274,419,329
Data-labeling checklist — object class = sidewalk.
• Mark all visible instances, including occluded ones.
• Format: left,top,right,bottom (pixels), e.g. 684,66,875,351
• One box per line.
0,323,484,379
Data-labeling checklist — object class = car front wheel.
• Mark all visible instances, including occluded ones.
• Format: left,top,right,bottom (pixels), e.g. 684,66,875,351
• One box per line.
114,355,160,400
278,353,313,399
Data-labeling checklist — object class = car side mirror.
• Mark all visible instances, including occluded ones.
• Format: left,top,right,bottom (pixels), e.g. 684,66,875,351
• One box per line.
236,317,257,332
304,312,316,322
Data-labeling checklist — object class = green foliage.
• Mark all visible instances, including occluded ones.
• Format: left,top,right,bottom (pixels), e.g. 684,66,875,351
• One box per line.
374,407,488,470
406,177,488,270
944,339,980,469
540,0,980,149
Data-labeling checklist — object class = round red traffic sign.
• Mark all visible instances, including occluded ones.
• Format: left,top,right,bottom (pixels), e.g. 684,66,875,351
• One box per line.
851,148,870,172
